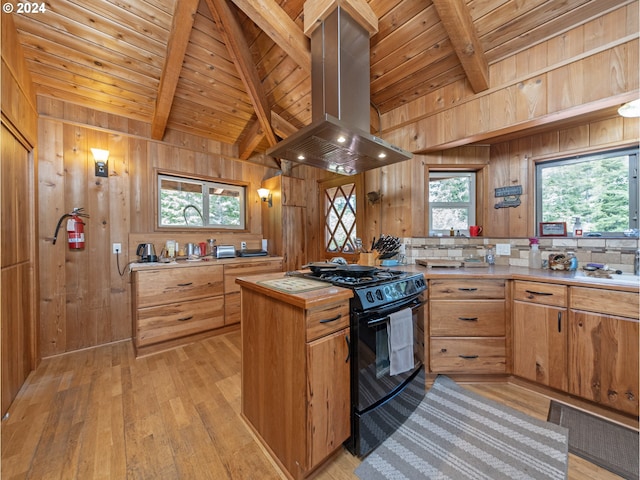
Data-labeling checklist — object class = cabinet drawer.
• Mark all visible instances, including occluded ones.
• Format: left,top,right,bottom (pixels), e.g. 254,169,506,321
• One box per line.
430,300,505,336
514,281,567,307
570,287,639,319
430,338,506,373
306,302,350,342
224,260,283,294
225,292,240,325
429,279,505,299
136,296,225,347
135,266,223,308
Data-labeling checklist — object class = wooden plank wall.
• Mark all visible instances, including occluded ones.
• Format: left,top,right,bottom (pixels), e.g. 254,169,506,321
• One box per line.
1,12,39,414
487,115,640,238
382,2,639,153
37,99,276,357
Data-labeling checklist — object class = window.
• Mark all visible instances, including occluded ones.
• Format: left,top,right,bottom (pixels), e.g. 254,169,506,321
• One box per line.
428,171,476,236
158,173,246,230
320,178,361,255
536,148,639,236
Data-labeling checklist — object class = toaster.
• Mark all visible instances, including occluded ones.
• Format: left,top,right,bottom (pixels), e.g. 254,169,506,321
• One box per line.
215,245,236,258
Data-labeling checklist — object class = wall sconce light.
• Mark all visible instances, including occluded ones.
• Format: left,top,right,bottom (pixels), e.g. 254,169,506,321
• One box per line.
90,148,109,177
618,99,640,118
257,188,272,207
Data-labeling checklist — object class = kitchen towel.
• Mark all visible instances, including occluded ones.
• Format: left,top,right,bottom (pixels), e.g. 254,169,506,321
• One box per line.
387,308,414,375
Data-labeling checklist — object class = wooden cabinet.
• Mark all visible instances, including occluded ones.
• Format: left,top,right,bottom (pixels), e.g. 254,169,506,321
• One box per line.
223,259,283,325
513,281,568,390
1,126,37,416
131,259,283,356
241,287,350,480
132,265,225,355
568,287,639,416
429,279,507,374
260,174,308,271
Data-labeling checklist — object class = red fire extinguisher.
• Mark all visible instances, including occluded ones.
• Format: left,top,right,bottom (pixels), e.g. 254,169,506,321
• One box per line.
53,207,89,249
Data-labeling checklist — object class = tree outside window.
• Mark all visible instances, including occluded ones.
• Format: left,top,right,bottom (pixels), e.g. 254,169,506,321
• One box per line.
536,148,638,236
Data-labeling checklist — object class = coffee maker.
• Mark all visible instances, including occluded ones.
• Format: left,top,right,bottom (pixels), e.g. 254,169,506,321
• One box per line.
136,243,157,262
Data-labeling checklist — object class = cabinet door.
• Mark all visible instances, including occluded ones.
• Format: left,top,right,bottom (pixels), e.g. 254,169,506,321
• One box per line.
513,301,567,391
569,311,639,416
306,328,350,469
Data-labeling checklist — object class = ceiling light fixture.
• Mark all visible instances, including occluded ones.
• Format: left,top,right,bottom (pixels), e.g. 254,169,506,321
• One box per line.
618,99,640,118
90,148,109,178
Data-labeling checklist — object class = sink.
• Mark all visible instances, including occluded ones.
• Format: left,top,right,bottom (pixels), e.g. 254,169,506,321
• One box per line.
579,271,640,286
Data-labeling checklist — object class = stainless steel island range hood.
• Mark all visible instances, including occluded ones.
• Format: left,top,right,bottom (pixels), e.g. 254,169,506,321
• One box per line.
266,6,412,175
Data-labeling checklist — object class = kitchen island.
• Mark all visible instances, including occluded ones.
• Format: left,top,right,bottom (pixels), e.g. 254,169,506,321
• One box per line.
239,264,638,469
237,273,353,480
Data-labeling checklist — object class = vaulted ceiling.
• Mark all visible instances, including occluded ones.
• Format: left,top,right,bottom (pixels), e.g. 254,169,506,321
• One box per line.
11,0,630,163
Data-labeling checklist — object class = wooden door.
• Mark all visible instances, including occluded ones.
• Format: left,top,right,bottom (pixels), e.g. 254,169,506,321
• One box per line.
306,328,350,469
569,311,639,416
513,301,567,391
1,124,36,415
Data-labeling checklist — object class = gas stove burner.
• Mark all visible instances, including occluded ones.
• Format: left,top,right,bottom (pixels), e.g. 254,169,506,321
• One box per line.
329,275,375,285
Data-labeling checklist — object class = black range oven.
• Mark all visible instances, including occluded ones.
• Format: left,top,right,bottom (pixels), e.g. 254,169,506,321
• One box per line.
298,267,427,457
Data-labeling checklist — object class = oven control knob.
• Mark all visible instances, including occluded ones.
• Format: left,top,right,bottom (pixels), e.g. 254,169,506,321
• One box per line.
375,289,384,301
365,291,374,303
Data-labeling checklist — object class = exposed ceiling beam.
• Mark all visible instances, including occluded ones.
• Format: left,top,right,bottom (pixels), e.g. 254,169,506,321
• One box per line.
151,0,200,140
205,0,278,149
229,0,311,73
270,111,298,139
432,0,489,93
304,0,378,36
238,119,266,159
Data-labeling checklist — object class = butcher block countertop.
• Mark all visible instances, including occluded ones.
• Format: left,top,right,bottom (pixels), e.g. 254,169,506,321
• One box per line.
236,272,353,309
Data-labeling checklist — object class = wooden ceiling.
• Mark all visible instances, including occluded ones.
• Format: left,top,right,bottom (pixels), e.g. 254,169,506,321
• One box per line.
12,0,629,160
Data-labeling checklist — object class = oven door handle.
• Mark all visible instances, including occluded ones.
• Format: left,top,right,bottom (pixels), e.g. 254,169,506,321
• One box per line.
366,299,426,328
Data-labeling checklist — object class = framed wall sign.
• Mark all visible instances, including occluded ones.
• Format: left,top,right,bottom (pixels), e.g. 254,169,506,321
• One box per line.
539,222,567,237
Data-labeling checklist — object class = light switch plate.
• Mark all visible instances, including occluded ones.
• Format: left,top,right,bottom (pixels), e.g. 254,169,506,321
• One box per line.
496,243,511,256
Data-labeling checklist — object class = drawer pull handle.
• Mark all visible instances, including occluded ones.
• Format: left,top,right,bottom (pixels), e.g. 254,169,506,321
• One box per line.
345,335,350,363
525,289,552,297
177,282,193,287
320,314,342,324
178,316,193,322
459,354,479,360
458,288,478,292
557,312,562,332
458,317,478,322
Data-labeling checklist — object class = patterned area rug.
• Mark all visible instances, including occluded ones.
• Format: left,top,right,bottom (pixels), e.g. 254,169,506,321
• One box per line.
355,375,569,480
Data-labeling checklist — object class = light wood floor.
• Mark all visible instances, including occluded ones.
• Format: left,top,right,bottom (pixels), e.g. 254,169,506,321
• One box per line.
1,330,625,479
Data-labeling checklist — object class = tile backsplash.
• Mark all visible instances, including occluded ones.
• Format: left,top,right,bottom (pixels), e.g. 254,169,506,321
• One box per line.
403,237,640,274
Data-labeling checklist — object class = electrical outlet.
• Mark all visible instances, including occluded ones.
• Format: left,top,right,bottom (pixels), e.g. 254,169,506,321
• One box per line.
495,243,511,256
113,243,122,254
240,241,247,250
